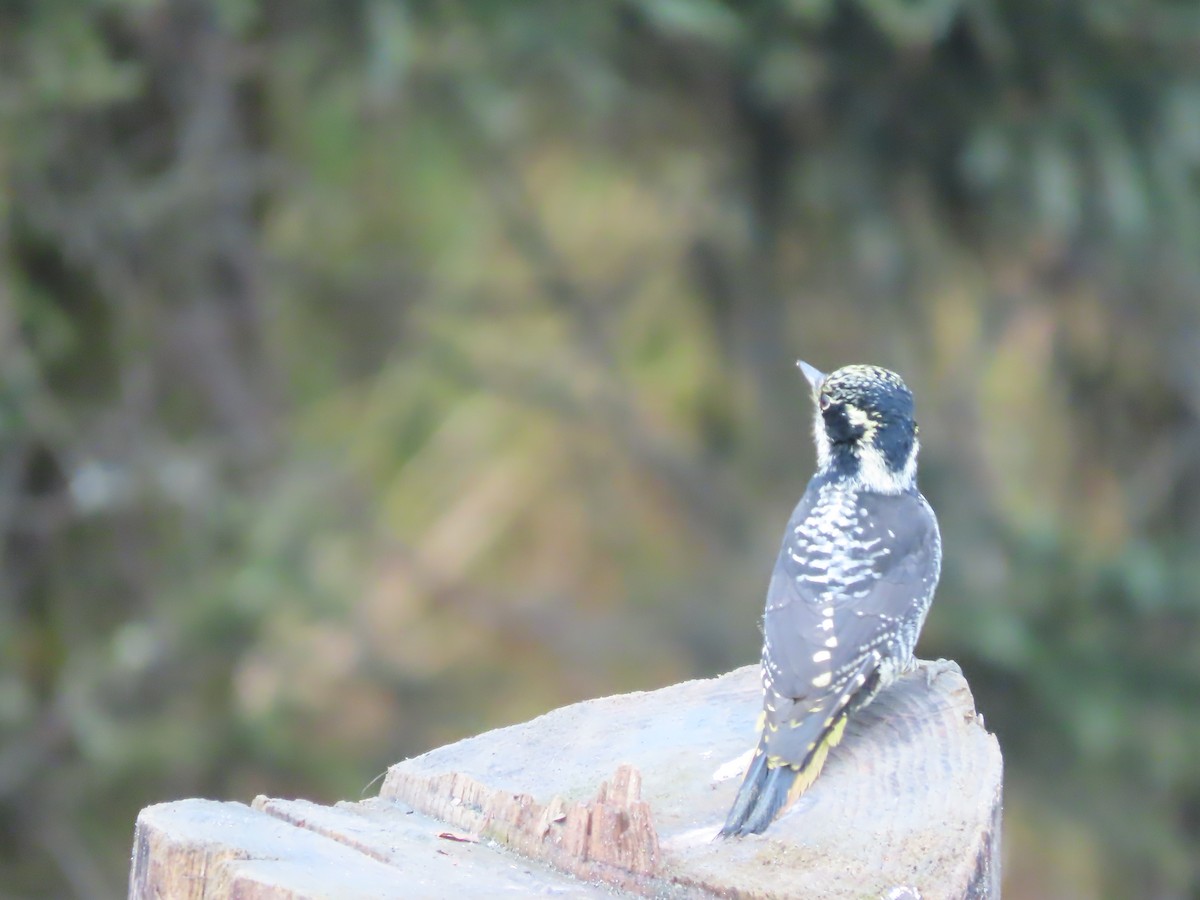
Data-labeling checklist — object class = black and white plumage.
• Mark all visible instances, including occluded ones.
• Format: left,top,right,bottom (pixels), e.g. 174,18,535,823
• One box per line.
719,361,942,837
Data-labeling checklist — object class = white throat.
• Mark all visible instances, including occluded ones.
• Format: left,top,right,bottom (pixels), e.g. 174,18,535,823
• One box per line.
852,438,919,495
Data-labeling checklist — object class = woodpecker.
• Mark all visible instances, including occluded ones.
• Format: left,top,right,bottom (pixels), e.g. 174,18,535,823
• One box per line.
719,361,941,837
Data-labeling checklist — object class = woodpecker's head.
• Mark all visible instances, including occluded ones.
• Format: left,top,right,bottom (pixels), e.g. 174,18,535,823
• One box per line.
798,361,919,494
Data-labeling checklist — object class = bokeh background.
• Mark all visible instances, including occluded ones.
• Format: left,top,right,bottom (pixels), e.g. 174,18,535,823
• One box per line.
3,1,1200,897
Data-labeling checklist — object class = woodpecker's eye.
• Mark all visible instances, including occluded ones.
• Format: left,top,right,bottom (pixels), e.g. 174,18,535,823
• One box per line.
818,393,831,412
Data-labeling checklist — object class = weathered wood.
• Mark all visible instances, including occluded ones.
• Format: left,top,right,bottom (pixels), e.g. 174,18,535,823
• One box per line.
129,796,616,899
129,660,1002,899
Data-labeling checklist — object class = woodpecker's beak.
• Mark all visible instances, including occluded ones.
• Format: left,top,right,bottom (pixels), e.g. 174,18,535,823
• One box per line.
796,360,826,393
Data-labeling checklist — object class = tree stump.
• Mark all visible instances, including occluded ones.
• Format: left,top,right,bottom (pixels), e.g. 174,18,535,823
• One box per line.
129,660,1002,899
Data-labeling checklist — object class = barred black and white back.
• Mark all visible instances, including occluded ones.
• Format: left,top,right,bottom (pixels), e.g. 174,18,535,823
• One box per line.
720,363,942,837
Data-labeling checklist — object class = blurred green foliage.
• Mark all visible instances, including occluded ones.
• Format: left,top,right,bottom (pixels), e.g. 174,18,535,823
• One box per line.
2,0,1200,896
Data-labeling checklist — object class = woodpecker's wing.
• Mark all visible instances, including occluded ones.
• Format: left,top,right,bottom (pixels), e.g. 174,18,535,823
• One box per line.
759,485,941,769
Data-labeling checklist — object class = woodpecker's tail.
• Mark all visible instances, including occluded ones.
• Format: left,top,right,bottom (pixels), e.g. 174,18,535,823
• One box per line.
718,714,848,837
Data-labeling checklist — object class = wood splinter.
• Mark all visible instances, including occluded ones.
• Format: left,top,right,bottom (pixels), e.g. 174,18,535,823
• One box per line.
382,762,660,886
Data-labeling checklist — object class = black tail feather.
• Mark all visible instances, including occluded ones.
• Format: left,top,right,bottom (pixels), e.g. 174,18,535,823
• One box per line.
718,747,767,837
718,746,798,837
739,765,796,835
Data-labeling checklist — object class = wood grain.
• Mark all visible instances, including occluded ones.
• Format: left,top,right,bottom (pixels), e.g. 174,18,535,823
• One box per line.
381,659,1001,899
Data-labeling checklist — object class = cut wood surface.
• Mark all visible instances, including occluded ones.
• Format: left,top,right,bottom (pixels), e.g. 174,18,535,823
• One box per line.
129,659,1002,899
